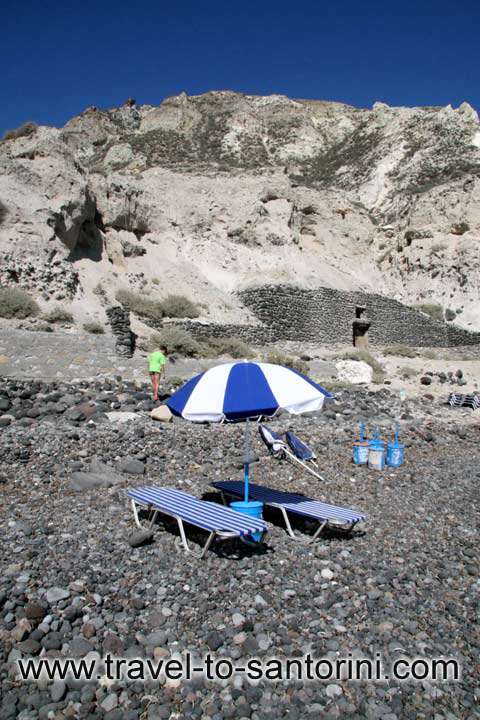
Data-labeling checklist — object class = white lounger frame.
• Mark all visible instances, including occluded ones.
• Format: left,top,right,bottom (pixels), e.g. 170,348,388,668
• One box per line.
281,445,326,483
130,498,264,559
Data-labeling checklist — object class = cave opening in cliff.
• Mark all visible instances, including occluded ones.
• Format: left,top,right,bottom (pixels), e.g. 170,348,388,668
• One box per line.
67,219,104,263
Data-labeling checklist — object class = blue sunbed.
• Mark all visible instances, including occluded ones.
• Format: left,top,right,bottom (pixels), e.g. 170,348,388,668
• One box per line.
128,487,267,558
213,480,366,542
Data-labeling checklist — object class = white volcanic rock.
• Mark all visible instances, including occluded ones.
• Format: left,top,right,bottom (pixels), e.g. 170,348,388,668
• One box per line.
335,360,373,385
150,406,173,422
0,92,479,330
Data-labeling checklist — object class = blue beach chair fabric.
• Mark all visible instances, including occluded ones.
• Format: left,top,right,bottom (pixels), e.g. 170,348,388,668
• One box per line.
127,486,267,558
285,431,315,461
213,480,366,543
259,424,325,481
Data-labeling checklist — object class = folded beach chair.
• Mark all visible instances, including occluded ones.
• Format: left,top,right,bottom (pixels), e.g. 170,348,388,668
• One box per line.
128,486,267,558
258,425,289,457
259,424,325,481
213,480,366,543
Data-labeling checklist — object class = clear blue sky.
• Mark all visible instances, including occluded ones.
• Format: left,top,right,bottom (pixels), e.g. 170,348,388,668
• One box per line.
1,0,479,133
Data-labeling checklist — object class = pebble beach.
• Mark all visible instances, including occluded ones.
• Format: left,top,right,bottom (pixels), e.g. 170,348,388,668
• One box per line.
1,376,479,719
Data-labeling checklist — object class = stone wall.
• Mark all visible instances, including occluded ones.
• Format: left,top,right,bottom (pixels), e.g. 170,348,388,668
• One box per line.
169,285,480,348
105,306,136,357
161,320,276,345
237,285,480,347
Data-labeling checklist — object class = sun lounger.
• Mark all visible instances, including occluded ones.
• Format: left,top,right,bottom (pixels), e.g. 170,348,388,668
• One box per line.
213,480,366,543
259,424,325,481
127,486,267,558
448,393,480,410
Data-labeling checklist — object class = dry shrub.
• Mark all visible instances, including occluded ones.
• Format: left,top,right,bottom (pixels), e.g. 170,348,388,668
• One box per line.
116,289,164,321
398,366,418,379
263,349,309,375
83,321,104,334
206,337,253,359
117,289,200,320
383,345,417,358
161,294,200,318
3,121,38,142
44,306,74,324
0,287,39,319
150,328,204,357
415,303,444,322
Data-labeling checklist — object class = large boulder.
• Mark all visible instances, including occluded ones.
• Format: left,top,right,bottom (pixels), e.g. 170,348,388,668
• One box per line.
69,458,122,491
117,457,145,475
335,359,373,385
128,530,154,548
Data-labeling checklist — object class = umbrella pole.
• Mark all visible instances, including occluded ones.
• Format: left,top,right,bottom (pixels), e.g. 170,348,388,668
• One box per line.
244,417,250,502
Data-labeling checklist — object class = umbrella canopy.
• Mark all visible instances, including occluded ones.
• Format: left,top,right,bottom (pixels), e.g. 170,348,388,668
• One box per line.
166,361,334,423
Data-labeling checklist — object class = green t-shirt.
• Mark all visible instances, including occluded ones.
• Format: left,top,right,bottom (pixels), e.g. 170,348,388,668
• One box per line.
149,350,166,372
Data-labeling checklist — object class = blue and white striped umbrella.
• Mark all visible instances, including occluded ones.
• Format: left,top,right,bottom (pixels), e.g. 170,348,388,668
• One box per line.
166,361,333,503
166,361,333,423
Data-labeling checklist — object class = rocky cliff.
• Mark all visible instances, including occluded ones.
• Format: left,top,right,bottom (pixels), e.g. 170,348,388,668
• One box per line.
0,91,479,336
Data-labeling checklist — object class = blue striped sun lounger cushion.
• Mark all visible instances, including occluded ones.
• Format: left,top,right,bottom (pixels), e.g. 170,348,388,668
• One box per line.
213,481,366,524
127,486,266,537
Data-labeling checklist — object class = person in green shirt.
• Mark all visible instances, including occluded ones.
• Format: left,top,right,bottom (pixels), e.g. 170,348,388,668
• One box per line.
148,345,167,401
